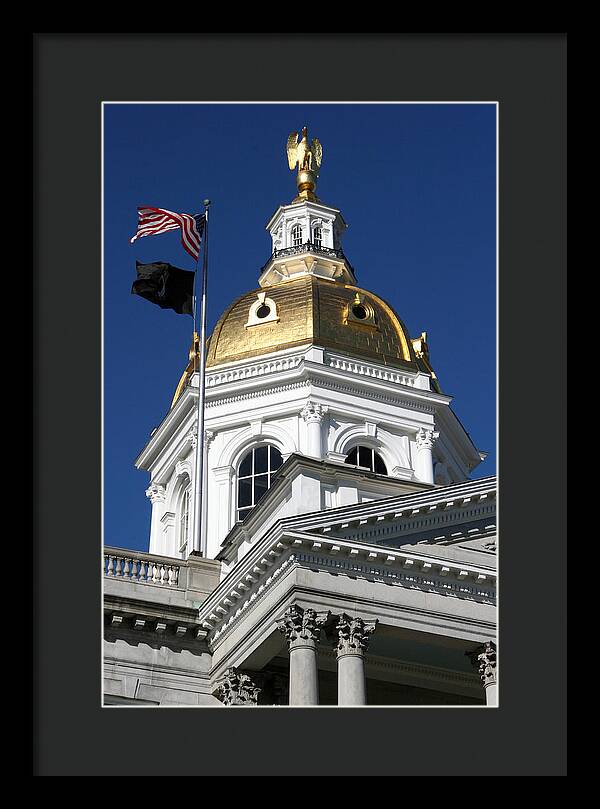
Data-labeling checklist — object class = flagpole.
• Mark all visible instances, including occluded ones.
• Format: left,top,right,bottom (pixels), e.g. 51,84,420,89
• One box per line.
191,200,210,556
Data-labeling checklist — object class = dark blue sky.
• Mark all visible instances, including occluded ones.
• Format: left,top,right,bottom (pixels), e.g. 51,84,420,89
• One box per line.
104,103,496,553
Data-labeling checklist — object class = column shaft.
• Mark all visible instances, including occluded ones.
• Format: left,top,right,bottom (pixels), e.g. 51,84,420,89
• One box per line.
337,653,367,706
485,682,498,706
415,428,439,484
306,419,322,458
289,641,319,705
416,445,435,484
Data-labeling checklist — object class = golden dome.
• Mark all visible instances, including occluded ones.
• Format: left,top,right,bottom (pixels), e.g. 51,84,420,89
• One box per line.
205,276,418,370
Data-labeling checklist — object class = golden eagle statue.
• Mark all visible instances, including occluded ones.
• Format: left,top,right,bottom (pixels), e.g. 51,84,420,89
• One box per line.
286,126,323,200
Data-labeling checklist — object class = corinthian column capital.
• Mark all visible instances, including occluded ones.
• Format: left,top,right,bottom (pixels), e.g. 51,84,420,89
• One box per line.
145,482,166,504
467,641,497,688
216,667,261,706
278,605,330,649
415,427,439,450
300,400,328,424
336,613,378,657
187,422,199,449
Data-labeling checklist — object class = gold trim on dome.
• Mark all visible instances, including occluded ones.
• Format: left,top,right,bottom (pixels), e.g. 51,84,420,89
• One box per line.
411,331,441,391
171,332,200,408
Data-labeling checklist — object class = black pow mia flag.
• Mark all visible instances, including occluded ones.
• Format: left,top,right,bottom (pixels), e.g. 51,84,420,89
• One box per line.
131,261,194,316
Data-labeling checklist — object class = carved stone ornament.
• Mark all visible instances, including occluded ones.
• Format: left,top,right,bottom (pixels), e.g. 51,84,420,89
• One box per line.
278,605,330,648
300,400,328,424
336,613,378,657
145,483,166,504
415,427,440,451
216,667,261,707
187,423,198,449
467,641,497,688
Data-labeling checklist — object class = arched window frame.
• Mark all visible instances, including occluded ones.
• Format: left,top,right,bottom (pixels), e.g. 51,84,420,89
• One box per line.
313,225,323,248
344,444,388,475
236,443,284,521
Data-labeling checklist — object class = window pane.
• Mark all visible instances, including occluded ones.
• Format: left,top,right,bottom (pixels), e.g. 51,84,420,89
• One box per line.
346,447,358,465
254,474,269,504
255,445,269,474
270,446,283,471
239,451,253,478
238,506,252,521
359,446,372,469
238,477,252,508
374,452,387,475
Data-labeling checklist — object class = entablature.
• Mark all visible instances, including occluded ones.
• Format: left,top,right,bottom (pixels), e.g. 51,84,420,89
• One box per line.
201,526,497,650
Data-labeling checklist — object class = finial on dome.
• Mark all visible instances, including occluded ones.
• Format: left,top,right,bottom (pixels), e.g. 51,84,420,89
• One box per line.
286,126,323,201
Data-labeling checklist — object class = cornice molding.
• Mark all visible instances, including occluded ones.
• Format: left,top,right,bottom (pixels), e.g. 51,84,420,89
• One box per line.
200,530,496,647
336,499,497,546
206,380,310,409
289,477,497,536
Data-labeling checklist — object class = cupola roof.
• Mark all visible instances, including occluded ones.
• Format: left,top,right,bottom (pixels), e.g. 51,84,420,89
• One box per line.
205,276,418,370
170,126,442,406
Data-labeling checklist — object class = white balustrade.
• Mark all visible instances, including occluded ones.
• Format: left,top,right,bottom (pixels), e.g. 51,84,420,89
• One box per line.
327,356,416,386
103,550,180,587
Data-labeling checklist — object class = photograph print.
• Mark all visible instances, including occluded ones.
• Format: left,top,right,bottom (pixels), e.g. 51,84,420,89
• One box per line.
103,102,497,707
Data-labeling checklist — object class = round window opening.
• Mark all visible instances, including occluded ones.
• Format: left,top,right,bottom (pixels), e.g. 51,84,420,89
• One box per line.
352,303,368,320
256,303,271,319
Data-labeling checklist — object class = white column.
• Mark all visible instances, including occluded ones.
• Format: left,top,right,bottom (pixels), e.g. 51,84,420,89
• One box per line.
212,465,234,555
300,400,328,459
278,605,330,706
145,483,166,555
468,641,497,706
415,427,439,484
201,430,215,557
335,614,378,706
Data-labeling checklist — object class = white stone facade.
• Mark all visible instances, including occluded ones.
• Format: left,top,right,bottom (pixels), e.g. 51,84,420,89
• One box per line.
136,340,482,561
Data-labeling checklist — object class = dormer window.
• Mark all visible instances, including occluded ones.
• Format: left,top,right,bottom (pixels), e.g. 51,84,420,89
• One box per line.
245,292,280,328
291,225,303,247
344,293,378,329
313,226,322,248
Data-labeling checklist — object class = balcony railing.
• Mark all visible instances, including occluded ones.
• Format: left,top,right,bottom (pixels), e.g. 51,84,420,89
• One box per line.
260,241,355,276
103,547,181,587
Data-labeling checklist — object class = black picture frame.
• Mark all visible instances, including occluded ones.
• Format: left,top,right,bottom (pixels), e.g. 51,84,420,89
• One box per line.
34,33,566,777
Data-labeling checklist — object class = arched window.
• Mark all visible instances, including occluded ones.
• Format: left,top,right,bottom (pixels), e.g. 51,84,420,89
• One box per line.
237,444,284,520
178,481,191,554
291,224,303,247
345,445,387,475
313,226,323,248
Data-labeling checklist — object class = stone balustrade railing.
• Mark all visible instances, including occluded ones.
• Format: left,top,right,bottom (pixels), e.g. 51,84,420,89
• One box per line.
206,354,303,388
103,547,181,587
326,355,417,387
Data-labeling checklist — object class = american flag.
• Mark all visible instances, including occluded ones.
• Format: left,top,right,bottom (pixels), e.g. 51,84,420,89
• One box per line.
130,207,205,261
